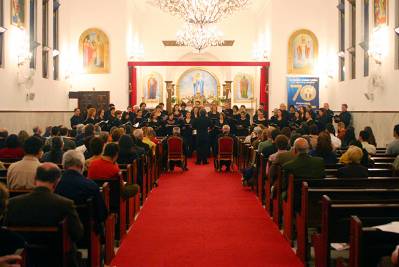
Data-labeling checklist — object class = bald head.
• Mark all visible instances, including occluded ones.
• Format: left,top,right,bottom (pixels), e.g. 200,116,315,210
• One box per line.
294,138,309,154
36,163,61,184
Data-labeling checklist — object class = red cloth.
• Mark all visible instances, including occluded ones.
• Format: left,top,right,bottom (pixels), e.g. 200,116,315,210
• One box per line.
150,137,160,145
0,147,24,159
87,157,120,179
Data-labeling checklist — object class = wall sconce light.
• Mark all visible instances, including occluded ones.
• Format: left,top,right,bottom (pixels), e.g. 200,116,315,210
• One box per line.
52,49,60,57
43,46,51,52
395,27,399,35
359,41,369,50
30,40,41,49
0,26,7,33
337,51,345,58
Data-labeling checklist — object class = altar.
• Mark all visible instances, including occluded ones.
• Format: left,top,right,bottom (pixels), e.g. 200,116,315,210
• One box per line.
127,61,270,112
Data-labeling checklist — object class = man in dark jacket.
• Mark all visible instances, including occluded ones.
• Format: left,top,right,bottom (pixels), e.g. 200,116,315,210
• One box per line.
192,109,212,164
5,163,83,267
55,150,108,228
282,138,325,200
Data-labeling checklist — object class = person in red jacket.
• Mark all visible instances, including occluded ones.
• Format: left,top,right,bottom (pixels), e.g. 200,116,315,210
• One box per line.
0,134,24,159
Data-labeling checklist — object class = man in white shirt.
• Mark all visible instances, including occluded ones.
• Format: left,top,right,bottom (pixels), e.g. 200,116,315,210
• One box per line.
359,130,376,155
387,125,399,156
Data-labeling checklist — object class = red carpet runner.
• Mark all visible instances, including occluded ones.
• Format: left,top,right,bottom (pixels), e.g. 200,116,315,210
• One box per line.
111,160,303,267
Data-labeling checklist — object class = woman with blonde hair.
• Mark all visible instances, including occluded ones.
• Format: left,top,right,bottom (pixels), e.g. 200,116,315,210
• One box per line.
84,107,97,125
338,145,368,178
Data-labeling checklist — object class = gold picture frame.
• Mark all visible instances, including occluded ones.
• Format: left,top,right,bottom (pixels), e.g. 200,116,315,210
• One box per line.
79,28,110,74
374,0,388,27
233,73,254,103
287,29,319,75
143,72,163,103
10,0,26,28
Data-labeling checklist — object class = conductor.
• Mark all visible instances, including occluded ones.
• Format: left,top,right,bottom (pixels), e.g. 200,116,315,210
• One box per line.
192,109,212,165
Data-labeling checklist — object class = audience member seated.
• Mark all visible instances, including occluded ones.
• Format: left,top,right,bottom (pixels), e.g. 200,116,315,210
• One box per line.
364,126,377,147
7,136,43,189
215,125,236,172
60,127,76,151
325,123,341,150
143,127,156,155
117,135,140,164
0,135,24,159
55,150,108,230
88,143,139,199
308,124,319,149
41,136,64,164
85,137,104,170
258,128,272,153
0,129,8,150
76,124,95,148
309,132,338,165
168,127,188,171
0,183,25,257
337,146,368,178
44,126,60,151
5,163,83,267
342,126,356,148
133,129,150,153
17,131,29,147
282,138,325,198
387,124,399,156
268,135,290,163
340,140,370,167
261,128,280,159
337,122,346,141
358,130,376,155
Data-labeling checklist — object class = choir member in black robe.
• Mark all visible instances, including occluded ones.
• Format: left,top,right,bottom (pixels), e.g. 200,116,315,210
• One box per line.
139,102,149,118
181,112,194,157
172,104,182,120
253,109,268,128
316,108,329,131
148,112,162,136
239,105,251,121
192,109,212,164
289,111,303,130
104,104,115,121
70,108,83,129
84,107,97,125
208,105,220,156
232,105,240,121
134,110,144,127
236,111,250,136
222,102,233,120
180,102,188,118
95,109,105,124
110,110,123,128
335,103,352,127
275,109,289,129
165,113,178,136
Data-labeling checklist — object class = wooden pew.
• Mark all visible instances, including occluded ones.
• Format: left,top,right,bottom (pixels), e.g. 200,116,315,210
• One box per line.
312,196,399,267
92,176,127,241
257,153,267,203
75,199,101,267
295,178,399,263
325,168,394,178
8,219,72,267
348,215,399,267
119,164,136,229
0,158,21,163
101,182,116,265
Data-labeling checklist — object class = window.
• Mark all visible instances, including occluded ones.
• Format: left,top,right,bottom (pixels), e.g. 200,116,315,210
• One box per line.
338,0,346,81
42,0,49,78
52,0,60,80
29,0,37,69
348,0,356,79
363,0,369,76
0,0,4,67
395,0,399,69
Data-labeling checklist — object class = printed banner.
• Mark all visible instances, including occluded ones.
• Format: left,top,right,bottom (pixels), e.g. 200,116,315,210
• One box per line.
287,76,319,109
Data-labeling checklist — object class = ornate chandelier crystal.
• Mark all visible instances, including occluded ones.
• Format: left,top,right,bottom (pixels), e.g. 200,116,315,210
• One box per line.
152,0,250,25
176,23,224,52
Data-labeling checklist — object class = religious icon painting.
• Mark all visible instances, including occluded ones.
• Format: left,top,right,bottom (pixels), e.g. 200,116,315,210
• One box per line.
177,68,219,104
79,28,110,74
287,29,318,75
374,0,388,27
11,0,25,28
143,72,163,103
233,73,254,102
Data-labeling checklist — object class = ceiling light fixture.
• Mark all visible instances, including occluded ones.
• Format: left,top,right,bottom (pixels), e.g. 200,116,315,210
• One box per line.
176,23,224,53
152,0,250,25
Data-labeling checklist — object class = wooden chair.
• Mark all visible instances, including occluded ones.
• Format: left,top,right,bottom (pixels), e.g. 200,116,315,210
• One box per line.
167,136,186,172
8,219,73,267
215,136,234,172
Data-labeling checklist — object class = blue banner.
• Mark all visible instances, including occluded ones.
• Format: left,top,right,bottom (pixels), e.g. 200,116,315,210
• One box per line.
287,76,319,109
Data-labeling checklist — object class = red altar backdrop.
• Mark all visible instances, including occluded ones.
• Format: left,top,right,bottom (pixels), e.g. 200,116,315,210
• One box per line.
128,61,270,111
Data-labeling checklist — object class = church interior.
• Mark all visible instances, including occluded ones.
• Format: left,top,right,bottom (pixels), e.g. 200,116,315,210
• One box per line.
1,0,399,266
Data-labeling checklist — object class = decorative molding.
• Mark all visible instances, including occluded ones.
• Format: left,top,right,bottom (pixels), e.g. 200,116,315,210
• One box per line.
162,40,235,47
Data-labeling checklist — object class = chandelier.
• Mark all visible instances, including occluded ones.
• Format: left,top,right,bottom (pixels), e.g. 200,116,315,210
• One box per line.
176,23,224,52
152,0,250,25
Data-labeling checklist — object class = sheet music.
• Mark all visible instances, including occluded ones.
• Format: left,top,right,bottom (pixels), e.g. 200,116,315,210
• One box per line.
372,221,399,234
